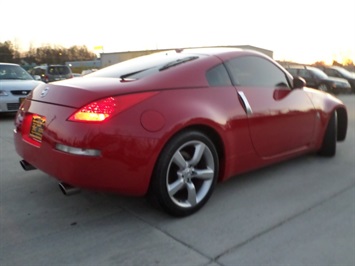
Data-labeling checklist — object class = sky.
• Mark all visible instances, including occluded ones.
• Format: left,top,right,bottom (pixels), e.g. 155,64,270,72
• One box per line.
1,0,355,65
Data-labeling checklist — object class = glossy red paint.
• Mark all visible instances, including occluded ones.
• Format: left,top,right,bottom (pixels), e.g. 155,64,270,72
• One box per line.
13,48,348,200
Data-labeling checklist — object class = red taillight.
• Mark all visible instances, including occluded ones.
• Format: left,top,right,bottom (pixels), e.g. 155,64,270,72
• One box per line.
69,97,116,122
68,92,157,123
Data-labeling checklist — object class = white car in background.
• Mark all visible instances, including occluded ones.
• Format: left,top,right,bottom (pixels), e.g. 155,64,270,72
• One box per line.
0,63,44,113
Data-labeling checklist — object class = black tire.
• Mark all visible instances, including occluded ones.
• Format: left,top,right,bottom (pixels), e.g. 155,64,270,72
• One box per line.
149,131,219,217
318,111,337,157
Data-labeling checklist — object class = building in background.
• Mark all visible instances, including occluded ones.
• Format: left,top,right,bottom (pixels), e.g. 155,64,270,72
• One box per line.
66,59,101,69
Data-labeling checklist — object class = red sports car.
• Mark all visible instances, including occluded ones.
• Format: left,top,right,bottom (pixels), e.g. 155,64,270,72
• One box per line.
14,48,348,216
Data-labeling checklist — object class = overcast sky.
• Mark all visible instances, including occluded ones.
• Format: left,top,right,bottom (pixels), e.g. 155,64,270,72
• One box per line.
1,0,354,64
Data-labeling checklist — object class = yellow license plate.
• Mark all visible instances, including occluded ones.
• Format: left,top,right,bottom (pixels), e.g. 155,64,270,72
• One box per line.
29,115,46,142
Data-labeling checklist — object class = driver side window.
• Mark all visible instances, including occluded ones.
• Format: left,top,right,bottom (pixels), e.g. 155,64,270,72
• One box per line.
226,56,290,88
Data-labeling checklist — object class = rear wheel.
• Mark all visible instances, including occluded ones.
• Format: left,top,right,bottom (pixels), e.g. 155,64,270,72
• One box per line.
149,131,219,217
318,111,337,157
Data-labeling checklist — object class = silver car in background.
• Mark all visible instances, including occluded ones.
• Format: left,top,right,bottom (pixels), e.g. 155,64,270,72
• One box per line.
0,63,43,112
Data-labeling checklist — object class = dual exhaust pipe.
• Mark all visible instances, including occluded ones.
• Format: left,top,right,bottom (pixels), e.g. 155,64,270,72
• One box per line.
58,182,80,196
20,160,80,196
20,160,36,171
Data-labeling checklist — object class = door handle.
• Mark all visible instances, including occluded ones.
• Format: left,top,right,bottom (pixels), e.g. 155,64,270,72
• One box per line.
238,91,253,115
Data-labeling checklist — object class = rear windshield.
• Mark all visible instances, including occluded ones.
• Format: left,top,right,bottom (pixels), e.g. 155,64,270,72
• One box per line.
48,66,71,75
86,51,201,80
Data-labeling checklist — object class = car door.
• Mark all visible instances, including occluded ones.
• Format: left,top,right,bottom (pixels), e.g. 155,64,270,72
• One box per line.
225,55,317,158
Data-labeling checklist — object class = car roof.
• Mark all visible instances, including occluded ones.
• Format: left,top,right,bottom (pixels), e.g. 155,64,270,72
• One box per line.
181,47,242,54
175,47,268,58
327,66,345,70
286,65,319,71
0,62,20,66
35,64,68,68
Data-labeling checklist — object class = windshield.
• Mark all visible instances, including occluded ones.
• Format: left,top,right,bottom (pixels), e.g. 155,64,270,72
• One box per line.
0,64,34,80
86,51,201,80
310,67,328,79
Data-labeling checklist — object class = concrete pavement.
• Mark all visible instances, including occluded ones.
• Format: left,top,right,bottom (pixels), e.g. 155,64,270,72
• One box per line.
1,95,354,266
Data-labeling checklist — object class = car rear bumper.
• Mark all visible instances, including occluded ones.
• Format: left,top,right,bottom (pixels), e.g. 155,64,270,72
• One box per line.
13,100,158,196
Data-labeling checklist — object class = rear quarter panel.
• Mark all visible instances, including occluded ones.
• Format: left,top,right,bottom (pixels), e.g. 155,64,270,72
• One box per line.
113,85,255,183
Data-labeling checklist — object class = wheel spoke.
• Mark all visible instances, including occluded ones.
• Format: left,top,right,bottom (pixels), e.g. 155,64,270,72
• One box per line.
189,143,205,166
193,167,214,180
172,150,188,170
186,181,197,206
168,178,185,197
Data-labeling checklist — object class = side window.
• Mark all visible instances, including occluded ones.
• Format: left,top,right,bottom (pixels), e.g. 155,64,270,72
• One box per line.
325,69,338,77
48,67,56,74
206,64,232,87
58,66,70,75
299,69,312,78
34,68,42,75
287,68,298,76
225,56,290,88
324,69,331,75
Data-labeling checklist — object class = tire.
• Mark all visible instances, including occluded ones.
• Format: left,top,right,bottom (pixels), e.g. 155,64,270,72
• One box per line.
149,131,219,217
318,83,329,93
318,111,337,157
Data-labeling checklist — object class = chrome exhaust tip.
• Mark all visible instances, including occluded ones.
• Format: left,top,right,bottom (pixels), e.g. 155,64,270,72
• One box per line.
20,160,36,171
58,182,80,196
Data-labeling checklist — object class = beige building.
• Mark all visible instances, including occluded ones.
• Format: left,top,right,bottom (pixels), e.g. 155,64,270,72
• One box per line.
100,45,273,68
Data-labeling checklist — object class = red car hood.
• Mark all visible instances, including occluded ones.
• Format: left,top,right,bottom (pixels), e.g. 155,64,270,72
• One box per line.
30,77,158,108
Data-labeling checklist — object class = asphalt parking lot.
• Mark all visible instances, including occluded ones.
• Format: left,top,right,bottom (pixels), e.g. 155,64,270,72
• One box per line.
1,95,354,266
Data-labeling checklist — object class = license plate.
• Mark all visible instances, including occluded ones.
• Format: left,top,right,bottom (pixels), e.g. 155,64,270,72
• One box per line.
29,115,46,142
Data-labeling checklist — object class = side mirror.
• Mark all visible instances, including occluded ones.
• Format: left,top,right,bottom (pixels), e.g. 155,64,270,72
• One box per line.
293,77,306,89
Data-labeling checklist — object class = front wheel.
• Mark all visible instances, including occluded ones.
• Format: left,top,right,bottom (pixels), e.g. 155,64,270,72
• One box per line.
149,131,219,217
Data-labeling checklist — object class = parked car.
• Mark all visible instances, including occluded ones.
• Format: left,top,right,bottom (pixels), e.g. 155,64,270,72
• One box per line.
0,63,44,113
318,66,355,93
29,65,73,83
72,73,82,78
285,65,351,94
14,48,348,216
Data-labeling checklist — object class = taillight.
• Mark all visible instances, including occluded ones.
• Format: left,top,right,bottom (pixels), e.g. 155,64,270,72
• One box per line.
69,97,116,122
68,92,157,123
